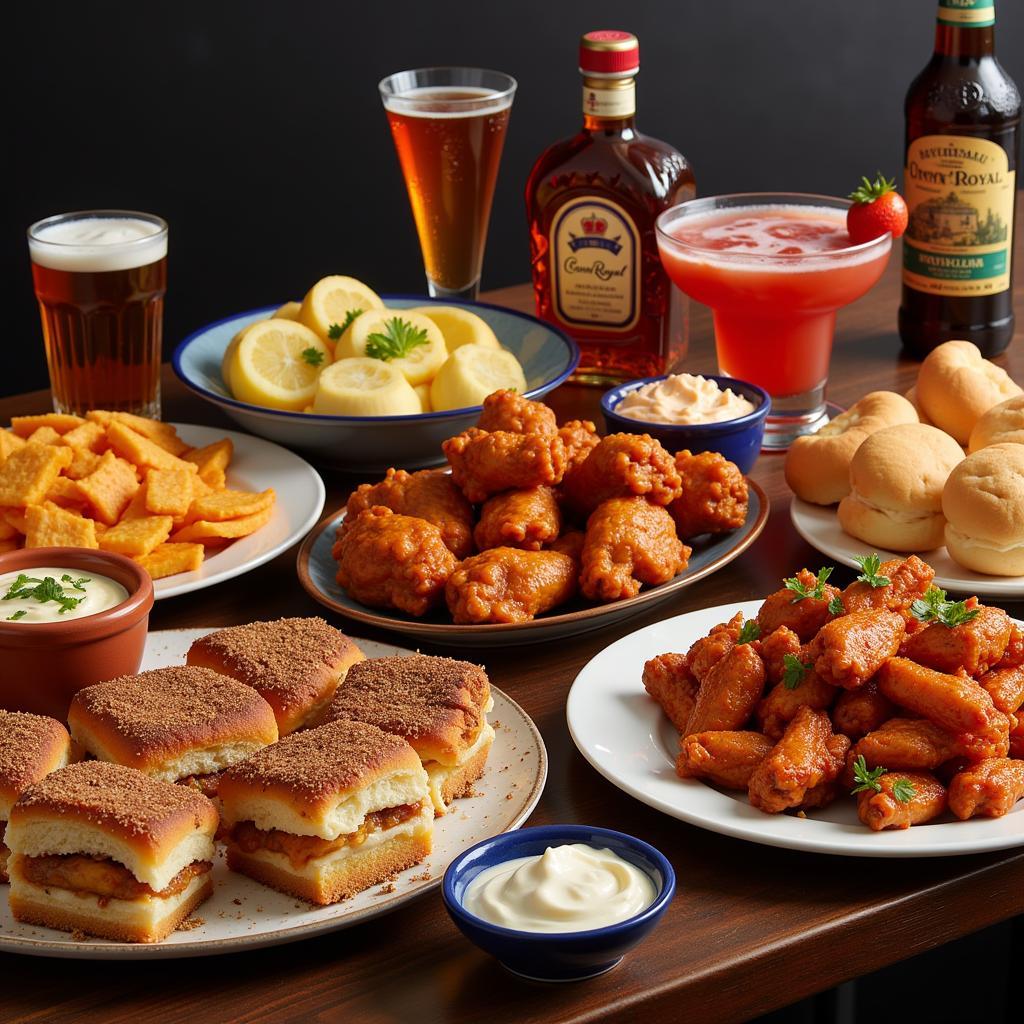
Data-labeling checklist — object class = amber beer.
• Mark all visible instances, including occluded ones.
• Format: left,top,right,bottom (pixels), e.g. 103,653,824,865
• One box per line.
28,211,168,418
380,69,515,299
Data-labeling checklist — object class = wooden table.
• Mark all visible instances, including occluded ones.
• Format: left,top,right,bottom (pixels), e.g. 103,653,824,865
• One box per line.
3,243,1023,1024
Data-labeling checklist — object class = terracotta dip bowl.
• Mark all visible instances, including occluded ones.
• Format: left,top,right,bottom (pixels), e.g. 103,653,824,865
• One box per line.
0,547,153,719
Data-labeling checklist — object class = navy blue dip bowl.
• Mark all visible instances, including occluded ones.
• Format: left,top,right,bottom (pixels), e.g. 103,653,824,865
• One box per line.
601,374,771,474
442,824,675,983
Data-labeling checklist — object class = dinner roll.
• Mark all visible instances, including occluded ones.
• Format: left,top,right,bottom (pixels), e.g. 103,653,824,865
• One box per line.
943,443,1024,576
916,340,1022,444
785,392,918,505
968,395,1024,453
903,386,933,426
837,423,964,551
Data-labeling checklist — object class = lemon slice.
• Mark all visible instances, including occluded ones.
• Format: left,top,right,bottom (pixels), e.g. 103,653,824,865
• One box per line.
407,305,500,351
313,357,422,416
298,276,384,343
233,319,329,411
273,300,302,320
221,326,250,395
334,310,448,387
431,346,528,411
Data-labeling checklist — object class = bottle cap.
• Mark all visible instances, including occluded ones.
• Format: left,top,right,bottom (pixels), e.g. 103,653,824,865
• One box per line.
579,30,640,77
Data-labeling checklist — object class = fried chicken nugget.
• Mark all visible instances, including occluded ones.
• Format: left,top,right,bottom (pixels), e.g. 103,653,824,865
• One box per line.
477,389,558,438
443,428,567,504
668,449,748,541
756,671,837,742
808,610,906,689
643,653,698,733
756,569,840,642
341,467,474,558
978,663,1024,716
947,758,1024,820
838,555,935,617
685,641,766,735
900,605,1012,677
561,433,682,517
857,772,947,831
445,547,576,624
831,680,897,740
474,486,561,552
580,497,689,602
676,731,773,790
747,706,849,814
686,612,744,683
333,506,456,617
557,420,600,475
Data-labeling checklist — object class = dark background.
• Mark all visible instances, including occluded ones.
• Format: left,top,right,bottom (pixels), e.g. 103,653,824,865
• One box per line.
8,0,1023,398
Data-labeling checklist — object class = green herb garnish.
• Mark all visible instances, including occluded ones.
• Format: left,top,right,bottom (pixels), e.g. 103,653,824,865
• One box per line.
301,347,325,367
891,778,917,804
6,609,27,621
828,595,845,616
365,317,430,362
853,553,891,589
3,574,87,615
328,308,364,340
851,755,887,795
784,567,833,604
910,585,980,628
782,654,813,690
61,574,91,592
737,619,760,645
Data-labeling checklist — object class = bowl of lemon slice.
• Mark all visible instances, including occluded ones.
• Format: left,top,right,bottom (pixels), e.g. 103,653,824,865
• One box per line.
173,276,578,470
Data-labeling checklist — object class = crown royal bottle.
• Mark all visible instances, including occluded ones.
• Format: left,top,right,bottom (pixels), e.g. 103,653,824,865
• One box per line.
899,0,1020,358
526,31,696,383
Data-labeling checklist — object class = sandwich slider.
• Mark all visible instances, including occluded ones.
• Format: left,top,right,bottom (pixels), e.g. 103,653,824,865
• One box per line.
6,761,217,943
0,711,74,883
68,666,279,796
319,654,494,815
186,617,364,734
218,719,432,905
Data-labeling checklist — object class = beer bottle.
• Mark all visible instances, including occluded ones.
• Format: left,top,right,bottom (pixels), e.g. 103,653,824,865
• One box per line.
899,0,1020,358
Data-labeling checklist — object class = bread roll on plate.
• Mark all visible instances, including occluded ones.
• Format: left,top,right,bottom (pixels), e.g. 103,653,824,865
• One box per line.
968,395,1024,453
837,423,964,551
785,391,918,505
943,443,1024,576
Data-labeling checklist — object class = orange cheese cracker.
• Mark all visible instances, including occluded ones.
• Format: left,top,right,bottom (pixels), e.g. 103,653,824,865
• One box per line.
0,444,73,507
45,477,86,509
98,515,173,557
1,508,28,534
26,426,63,446
11,413,86,437
189,488,274,522
61,420,108,453
24,503,98,549
75,451,140,525
170,505,273,544
106,421,197,473
0,431,26,463
183,439,233,477
110,412,189,456
134,542,205,579
144,467,195,517
65,447,104,481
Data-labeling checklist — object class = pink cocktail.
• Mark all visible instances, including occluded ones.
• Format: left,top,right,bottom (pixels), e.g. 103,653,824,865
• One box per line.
656,193,891,448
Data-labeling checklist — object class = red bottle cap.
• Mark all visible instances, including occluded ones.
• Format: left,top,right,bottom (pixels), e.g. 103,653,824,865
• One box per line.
579,30,640,77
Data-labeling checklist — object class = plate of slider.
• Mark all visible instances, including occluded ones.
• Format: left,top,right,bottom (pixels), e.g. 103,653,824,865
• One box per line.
0,623,546,958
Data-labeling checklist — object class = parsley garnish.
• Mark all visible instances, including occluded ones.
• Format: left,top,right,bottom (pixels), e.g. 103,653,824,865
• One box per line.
891,778,917,804
6,609,27,621
828,595,845,616
910,585,980,628
851,755,887,795
737,619,760,645
61,574,91,592
853,553,891,589
784,566,833,604
3,574,88,615
365,317,430,362
782,654,813,690
328,309,364,340
301,347,325,367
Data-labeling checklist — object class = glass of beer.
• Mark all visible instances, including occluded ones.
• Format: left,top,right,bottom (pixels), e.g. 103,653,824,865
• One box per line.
380,67,516,301
28,210,168,418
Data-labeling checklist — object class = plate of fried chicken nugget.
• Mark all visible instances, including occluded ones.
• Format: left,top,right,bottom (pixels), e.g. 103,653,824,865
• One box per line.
568,554,1024,856
296,389,769,646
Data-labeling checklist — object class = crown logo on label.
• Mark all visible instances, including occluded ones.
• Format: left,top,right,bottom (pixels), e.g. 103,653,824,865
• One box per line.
581,212,607,235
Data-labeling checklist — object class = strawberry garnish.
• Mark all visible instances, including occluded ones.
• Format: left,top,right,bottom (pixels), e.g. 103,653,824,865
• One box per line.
846,173,908,244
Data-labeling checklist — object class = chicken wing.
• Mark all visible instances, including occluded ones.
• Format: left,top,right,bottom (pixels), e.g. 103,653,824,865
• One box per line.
831,680,896,740
759,626,802,686
477,389,558,438
809,610,906,689
341,467,474,558
948,758,1024,820
755,569,840,642
756,671,837,742
474,486,562,552
851,716,1005,774
557,420,600,475
900,605,1012,677
747,706,849,814
838,555,934,617
857,772,947,831
580,497,689,602
643,653,699,733
997,623,1024,669
560,433,682,517
668,450,748,540
685,641,766,735
686,612,744,683
549,529,585,564
1009,714,1024,760
333,506,456,617
978,664,1024,716
444,547,576,624
676,731,773,790
443,428,567,504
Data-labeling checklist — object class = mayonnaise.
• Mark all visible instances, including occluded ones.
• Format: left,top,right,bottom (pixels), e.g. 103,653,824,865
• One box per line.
0,567,129,623
616,373,756,425
462,843,656,933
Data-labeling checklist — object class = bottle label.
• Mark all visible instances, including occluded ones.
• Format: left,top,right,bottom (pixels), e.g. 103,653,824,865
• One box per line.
582,81,636,118
937,1,995,27
902,134,1014,296
549,197,640,330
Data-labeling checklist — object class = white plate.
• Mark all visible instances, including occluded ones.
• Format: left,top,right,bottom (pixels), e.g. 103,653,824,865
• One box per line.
790,497,1024,599
567,600,1024,858
153,424,325,600
0,629,547,958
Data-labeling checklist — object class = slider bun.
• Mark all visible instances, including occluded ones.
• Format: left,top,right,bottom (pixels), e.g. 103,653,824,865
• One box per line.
943,443,1024,576
837,423,964,552
0,712,73,820
904,386,933,426
785,391,918,505
968,395,1024,453
917,340,1022,444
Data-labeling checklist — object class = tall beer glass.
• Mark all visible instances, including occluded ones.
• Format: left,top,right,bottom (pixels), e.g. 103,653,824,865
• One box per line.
28,210,168,418
380,68,515,301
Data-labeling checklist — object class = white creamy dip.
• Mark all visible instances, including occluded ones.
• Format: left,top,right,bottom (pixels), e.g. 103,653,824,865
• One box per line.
0,567,129,623
616,373,756,425
462,843,656,933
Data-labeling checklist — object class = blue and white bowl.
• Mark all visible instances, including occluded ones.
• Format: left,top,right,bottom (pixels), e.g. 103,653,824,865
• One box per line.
172,296,578,471
442,824,675,982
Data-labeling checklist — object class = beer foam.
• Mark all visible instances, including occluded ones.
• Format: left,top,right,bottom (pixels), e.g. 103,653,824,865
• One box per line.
29,216,167,273
383,85,513,119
